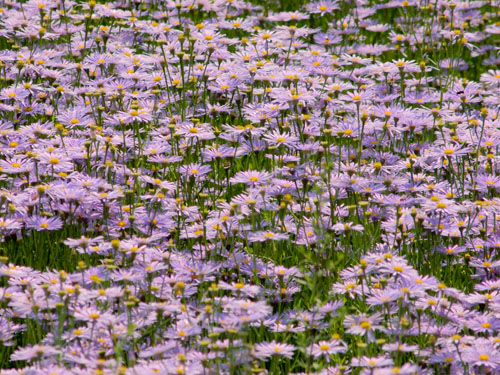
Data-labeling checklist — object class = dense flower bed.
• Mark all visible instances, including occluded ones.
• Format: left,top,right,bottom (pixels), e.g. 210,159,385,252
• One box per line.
0,0,500,374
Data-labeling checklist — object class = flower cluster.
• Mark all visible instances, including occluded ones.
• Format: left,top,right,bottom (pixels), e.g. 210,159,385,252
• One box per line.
0,0,499,374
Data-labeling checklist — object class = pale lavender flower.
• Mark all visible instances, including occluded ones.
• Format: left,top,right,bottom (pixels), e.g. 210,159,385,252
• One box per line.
254,340,295,360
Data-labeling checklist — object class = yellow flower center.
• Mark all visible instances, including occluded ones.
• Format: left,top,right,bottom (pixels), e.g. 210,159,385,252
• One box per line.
360,321,371,329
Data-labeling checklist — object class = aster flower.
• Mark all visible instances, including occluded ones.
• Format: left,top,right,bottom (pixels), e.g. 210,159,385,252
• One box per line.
208,77,241,94
263,130,299,148
218,281,261,297
178,163,212,179
253,340,295,360
344,313,384,342
176,122,215,141
339,90,372,104
469,254,500,270
202,144,235,161
0,218,22,233
26,216,63,231
230,170,272,186
475,174,500,192
82,53,114,70
373,363,420,375
309,340,347,361
57,108,92,129
332,222,364,234
466,313,500,333
0,157,33,174
332,279,364,298
437,244,467,256
462,342,500,369
270,89,316,106
0,87,30,101
314,32,342,46
11,344,59,362
481,70,500,86
351,356,394,368
37,152,74,173
366,289,400,306
420,196,459,215
248,231,289,242
295,226,318,245
391,59,420,73
305,0,339,15
118,107,152,123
